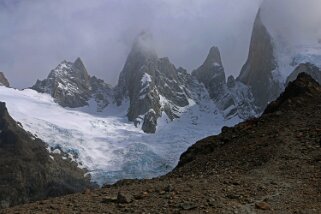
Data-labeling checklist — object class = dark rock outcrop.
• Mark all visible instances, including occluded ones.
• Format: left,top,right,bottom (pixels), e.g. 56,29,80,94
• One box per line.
286,63,321,85
0,72,10,87
264,72,321,114
0,102,92,208
193,47,258,119
238,10,281,110
32,58,113,110
115,32,190,133
192,46,226,101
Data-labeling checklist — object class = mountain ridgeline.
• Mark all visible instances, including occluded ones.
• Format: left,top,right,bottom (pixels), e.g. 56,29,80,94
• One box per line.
30,11,321,133
31,32,258,133
5,72,321,213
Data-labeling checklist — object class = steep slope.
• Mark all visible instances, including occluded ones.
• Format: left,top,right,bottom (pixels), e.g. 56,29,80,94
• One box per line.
0,72,9,87
238,11,281,110
0,102,92,209
32,58,113,111
5,73,321,213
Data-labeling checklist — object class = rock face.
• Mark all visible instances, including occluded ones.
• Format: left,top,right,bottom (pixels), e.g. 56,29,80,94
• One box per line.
238,11,281,110
0,102,92,208
286,63,321,85
30,33,261,133
264,72,321,114
0,72,10,87
32,58,113,110
115,32,190,133
193,47,258,119
192,46,226,101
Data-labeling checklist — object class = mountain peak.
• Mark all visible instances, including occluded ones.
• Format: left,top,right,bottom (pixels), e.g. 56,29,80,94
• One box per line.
72,57,89,80
237,8,280,110
131,31,157,58
73,57,84,67
192,46,226,100
204,46,222,66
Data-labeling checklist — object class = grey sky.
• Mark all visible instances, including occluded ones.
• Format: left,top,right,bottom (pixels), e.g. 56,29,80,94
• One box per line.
0,0,262,88
261,0,321,49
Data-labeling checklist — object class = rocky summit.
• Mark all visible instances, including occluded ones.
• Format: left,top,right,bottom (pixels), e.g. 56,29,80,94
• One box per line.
114,33,258,133
32,58,113,110
0,102,93,209
192,46,258,120
4,73,321,213
115,32,193,133
238,10,281,110
30,32,259,134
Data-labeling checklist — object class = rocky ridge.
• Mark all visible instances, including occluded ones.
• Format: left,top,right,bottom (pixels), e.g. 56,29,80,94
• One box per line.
32,32,258,134
32,58,113,111
5,73,321,213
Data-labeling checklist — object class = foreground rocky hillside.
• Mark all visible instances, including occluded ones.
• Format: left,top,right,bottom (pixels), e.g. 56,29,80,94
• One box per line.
4,73,320,213
0,102,93,209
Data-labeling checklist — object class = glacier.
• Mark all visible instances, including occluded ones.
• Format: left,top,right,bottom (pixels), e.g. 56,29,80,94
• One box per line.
0,86,239,185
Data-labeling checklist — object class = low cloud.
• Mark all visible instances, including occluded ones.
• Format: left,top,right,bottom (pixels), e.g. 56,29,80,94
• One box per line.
0,0,262,88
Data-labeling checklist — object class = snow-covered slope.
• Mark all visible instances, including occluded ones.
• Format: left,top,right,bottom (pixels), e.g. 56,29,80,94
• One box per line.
0,86,239,185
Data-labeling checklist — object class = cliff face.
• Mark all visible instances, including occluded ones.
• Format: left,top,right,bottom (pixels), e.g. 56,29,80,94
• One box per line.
238,11,281,110
192,46,226,101
0,102,92,209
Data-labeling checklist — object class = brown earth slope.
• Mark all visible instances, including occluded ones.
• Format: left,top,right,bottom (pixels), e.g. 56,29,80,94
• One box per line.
3,72,321,213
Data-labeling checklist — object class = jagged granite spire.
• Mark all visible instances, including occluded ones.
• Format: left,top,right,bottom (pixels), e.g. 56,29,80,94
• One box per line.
193,46,257,120
72,57,90,86
115,31,190,133
192,46,226,101
238,10,281,110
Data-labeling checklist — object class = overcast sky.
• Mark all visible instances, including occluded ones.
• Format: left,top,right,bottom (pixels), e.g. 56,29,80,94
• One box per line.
0,0,263,88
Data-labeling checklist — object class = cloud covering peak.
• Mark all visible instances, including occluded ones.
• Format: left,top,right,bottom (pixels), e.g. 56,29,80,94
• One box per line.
0,0,262,88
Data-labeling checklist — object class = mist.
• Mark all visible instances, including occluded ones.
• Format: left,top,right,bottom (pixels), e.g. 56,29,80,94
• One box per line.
0,0,263,88
261,0,321,49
